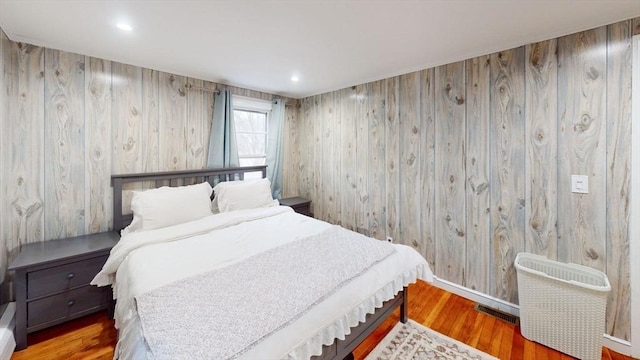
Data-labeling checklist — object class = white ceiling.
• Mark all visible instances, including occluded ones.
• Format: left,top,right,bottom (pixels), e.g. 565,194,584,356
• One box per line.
0,1,638,99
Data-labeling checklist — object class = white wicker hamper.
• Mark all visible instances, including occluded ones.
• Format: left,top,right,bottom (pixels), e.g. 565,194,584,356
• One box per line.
514,253,611,360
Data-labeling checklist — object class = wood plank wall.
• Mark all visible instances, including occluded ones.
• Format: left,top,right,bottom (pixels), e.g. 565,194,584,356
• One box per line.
283,17,640,340
0,32,296,284
0,29,8,283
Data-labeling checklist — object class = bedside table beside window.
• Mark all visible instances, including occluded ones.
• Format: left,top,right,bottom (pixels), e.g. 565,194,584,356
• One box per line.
279,197,313,217
8,231,119,350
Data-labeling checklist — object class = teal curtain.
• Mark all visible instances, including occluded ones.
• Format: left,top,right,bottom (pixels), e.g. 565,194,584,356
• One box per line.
266,99,285,199
207,89,239,168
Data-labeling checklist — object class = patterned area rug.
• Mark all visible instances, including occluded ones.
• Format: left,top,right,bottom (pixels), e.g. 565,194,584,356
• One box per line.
365,320,498,360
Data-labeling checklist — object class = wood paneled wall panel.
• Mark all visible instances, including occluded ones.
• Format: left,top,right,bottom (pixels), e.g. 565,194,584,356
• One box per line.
399,73,421,249
340,87,356,230
111,63,143,174
4,42,45,251
525,40,558,259
355,84,369,234
158,73,187,171
313,95,324,220
84,57,112,233
290,103,301,197
489,48,526,303
228,85,273,101
296,99,307,200
186,78,205,170
0,29,8,280
605,19,632,341
43,50,86,239
330,91,342,225
419,69,436,269
282,103,298,198
385,77,400,243
367,81,386,240
322,92,338,223
557,27,607,270
434,62,466,284
300,98,313,202
465,55,491,293
141,69,159,173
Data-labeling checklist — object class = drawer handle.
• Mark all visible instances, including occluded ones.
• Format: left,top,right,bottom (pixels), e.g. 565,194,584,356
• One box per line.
67,300,75,307
66,273,75,280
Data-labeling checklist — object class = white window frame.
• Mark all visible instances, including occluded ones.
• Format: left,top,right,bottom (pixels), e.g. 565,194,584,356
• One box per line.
233,96,272,166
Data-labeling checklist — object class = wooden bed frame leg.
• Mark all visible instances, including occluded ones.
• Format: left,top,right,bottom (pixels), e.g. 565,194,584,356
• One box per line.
400,286,408,323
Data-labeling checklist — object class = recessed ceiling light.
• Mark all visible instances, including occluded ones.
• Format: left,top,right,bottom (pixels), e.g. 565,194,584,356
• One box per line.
116,23,133,32
291,76,299,82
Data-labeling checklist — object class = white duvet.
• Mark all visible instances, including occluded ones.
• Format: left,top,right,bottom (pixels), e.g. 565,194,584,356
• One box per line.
92,206,433,359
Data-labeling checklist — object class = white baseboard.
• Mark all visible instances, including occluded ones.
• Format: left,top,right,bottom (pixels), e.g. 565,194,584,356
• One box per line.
603,334,632,357
432,276,520,316
0,302,15,360
431,276,633,357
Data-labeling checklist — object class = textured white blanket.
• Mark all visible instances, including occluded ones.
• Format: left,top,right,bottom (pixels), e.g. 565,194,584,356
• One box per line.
91,206,293,288
135,225,396,360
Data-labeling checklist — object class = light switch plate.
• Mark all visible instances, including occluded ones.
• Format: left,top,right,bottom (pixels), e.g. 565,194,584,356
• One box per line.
571,175,589,194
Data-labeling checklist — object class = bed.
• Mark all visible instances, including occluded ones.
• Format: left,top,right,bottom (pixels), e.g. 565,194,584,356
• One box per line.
92,166,433,360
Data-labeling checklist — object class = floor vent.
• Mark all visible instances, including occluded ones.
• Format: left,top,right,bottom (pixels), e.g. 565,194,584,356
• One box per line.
474,303,520,326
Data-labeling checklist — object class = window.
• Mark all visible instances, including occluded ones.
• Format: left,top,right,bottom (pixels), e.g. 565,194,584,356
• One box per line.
234,109,267,166
233,96,272,170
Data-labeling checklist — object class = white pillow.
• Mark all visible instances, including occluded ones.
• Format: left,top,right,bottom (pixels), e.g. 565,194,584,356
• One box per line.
125,181,213,233
213,178,278,213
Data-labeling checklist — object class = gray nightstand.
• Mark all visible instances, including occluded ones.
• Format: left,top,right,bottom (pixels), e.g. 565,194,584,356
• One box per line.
8,231,119,350
279,197,312,217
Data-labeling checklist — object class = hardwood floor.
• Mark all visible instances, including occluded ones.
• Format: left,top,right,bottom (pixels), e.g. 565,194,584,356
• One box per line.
11,312,115,360
354,282,634,360
11,280,636,360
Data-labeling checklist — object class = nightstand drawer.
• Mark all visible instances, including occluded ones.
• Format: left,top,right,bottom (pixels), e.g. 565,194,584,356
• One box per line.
27,255,107,298
27,285,108,328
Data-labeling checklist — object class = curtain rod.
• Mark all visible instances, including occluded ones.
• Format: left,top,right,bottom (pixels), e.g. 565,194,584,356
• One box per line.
184,83,298,107
184,83,220,94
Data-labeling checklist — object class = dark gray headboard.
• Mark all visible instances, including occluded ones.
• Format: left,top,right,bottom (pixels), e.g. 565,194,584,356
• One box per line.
110,166,267,232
